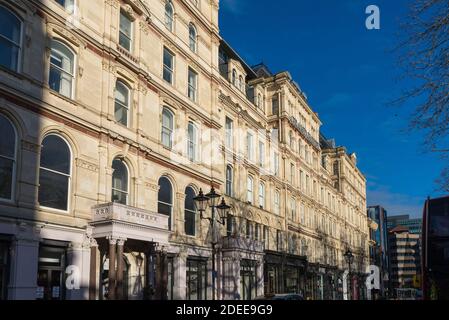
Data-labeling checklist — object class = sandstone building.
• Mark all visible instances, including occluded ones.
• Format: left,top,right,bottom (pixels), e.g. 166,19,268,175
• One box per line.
0,0,369,300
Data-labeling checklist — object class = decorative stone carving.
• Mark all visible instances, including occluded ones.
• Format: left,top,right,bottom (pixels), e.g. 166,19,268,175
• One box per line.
21,140,41,153
76,158,99,172
139,20,150,35
105,0,120,9
121,4,135,20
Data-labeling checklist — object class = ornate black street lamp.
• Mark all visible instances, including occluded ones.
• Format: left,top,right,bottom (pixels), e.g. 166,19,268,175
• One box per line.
344,248,354,300
193,187,231,300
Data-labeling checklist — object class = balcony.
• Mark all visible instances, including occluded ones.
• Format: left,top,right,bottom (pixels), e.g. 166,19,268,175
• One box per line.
287,116,321,150
90,202,170,245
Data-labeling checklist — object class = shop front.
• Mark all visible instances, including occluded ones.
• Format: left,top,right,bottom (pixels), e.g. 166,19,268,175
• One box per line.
322,266,339,300
264,251,307,296
221,235,264,300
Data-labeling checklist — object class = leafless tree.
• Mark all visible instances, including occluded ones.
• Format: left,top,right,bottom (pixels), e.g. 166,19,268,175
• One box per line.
396,0,449,188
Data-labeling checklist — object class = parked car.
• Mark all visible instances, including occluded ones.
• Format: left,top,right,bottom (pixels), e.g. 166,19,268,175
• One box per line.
254,293,305,300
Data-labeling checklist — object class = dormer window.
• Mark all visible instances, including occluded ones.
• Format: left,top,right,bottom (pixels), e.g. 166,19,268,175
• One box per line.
239,75,244,92
232,69,237,86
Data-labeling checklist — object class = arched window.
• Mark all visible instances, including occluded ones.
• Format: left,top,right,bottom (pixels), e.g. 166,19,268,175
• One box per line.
247,176,253,203
188,23,197,52
0,114,17,201
232,69,237,86
165,1,174,31
49,40,75,98
239,75,243,92
225,165,233,196
158,177,173,230
38,135,71,211
114,81,130,126
258,182,265,209
161,107,174,148
111,158,128,205
0,6,22,72
184,186,196,236
187,122,198,162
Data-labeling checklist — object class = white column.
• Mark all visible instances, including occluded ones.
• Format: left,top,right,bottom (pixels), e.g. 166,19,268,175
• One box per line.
173,252,187,300
8,236,39,300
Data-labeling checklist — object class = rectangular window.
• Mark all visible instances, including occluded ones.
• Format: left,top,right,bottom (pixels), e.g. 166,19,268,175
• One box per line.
306,175,310,195
247,132,254,161
0,155,14,201
276,230,283,251
49,42,74,99
247,176,253,203
333,161,339,175
258,183,265,209
225,117,233,148
186,259,207,300
226,215,234,236
55,0,74,12
263,226,269,249
185,208,196,236
246,220,252,239
188,68,197,102
272,96,279,115
259,141,265,167
273,152,279,176
291,198,296,221
300,203,305,224
274,191,280,215
119,11,132,51
290,163,295,185
300,171,305,191
163,48,174,84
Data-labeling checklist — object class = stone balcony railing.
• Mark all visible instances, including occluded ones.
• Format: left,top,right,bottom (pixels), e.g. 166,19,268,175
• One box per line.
91,202,169,231
221,235,265,253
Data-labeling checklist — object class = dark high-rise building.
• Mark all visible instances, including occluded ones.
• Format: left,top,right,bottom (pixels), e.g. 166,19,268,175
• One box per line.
367,206,389,296
422,196,449,300
388,215,422,235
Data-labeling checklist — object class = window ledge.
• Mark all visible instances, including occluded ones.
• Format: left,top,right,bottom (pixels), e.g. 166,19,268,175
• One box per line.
0,65,25,80
117,45,139,64
48,89,78,106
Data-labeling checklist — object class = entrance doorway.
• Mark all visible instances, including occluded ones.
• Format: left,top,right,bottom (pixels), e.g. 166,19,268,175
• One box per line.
37,244,66,300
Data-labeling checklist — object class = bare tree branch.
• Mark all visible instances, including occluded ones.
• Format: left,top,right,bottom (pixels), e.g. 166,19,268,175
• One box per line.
395,0,449,190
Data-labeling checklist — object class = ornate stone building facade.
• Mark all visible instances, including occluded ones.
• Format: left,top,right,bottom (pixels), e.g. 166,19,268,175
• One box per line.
0,0,369,300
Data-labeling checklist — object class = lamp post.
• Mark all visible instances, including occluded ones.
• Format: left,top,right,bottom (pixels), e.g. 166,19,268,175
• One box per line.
193,187,231,300
344,248,354,300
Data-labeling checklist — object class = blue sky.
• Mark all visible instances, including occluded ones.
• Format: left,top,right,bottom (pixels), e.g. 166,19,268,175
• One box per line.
219,0,446,218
